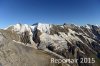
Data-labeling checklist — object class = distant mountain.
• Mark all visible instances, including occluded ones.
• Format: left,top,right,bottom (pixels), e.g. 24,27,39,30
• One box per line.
0,23,100,66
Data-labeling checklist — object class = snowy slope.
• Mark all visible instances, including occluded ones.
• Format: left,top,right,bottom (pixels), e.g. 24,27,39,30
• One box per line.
12,23,51,34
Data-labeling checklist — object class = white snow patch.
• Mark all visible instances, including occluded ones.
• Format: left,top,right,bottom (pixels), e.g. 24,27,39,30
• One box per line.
60,26,64,28
85,25,91,29
30,25,37,31
13,24,34,36
96,24,99,26
37,23,52,34
58,30,83,44
68,29,76,34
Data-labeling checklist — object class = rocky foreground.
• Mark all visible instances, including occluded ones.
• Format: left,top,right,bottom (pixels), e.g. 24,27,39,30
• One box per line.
0,23,100,66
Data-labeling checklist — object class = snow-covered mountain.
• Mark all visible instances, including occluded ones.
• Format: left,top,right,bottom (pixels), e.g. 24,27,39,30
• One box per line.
1,23,100,66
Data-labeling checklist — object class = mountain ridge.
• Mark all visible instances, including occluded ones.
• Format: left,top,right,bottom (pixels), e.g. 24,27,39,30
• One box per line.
0,23,100,66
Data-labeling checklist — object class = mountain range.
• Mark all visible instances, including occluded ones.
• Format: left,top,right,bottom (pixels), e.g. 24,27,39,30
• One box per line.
0,23,100,66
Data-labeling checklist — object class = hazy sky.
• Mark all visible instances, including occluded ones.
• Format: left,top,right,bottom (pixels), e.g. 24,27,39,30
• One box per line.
0,0,100,28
